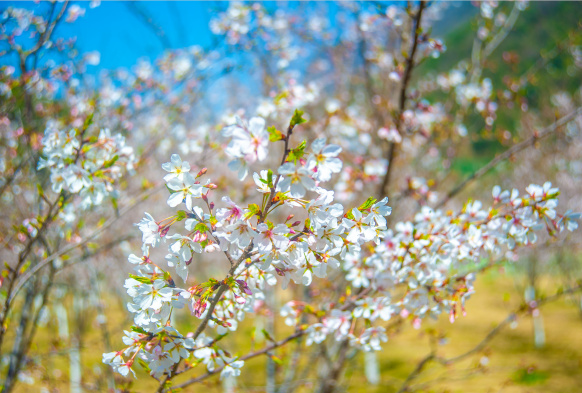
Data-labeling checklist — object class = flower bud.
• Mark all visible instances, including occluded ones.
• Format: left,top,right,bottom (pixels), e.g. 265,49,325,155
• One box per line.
196,168,207,178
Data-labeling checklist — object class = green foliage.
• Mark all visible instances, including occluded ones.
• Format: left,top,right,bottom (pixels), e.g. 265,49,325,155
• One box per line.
288,140,307,163
244,203,261,220
267,126,284,142
512,366,550,385
129,274,152,284
131,326,148,335
422,2,582,174
290,109,307,127
358,197,377,211
103,155,119,169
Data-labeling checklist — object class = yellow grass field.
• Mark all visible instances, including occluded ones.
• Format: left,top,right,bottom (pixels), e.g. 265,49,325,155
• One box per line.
15,270,582,393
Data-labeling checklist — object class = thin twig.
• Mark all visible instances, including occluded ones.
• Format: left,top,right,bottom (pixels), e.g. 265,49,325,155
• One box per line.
167,331,305,392
378,1,426,199
7,184,162,306
436,107,582,208
397,352,436,393
396,284,582,392
126,2,172,49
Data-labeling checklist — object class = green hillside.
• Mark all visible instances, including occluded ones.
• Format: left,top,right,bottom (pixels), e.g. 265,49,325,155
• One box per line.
422,1,582,173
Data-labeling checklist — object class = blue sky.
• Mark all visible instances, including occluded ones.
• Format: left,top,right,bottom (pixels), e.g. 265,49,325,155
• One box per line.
3,1,217,72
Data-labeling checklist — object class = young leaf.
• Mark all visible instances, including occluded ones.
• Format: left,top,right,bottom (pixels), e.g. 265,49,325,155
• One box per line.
288,140,307,162
267,126,284,142
290,109,307,127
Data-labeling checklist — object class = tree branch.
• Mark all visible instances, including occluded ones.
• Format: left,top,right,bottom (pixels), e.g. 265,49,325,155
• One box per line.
396,284,582,392
378,1,426,199
157,116,299,391
166,330,305,392
436,107,582,208
7,184,163,305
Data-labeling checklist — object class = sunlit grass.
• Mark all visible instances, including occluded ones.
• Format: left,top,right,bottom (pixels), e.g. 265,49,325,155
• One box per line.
13,270,581,392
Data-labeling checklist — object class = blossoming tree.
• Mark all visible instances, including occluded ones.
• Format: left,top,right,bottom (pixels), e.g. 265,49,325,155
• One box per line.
1,1,581,393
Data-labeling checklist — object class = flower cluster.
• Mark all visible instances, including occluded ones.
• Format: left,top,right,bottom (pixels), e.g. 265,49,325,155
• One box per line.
106,101,579,382
38,125,136,209
284,182,579,349
222,116,269,180
104,114,394,380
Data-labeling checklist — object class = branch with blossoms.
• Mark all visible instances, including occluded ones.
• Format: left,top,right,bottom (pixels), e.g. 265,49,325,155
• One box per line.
104,109,393,386
104,99,580,393
168,330,306,391
171,275,582,391
0,117,136,342
7,183,162,306
0,2,579,392
0,113,137,392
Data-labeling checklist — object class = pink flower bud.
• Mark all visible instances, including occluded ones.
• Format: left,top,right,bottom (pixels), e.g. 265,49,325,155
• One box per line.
192,232,207,242
197,168,207,178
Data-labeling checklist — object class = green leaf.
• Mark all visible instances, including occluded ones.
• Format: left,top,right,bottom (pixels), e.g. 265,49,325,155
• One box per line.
269,354,283,365
131,326,148,335
290,109,307,127
267,126,284,142
288,140,307,163
261,329,275,342
103,155,119,169
244,203,261,220
194,223,209,233
274,91,289,104
129,274,153,284
137,357,152,373
83,113,94,130
358,197,377,211
36,183,44,198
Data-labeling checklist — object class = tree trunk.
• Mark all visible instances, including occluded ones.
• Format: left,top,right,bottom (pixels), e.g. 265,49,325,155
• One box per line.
319,340,350,393
2,281,36,393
